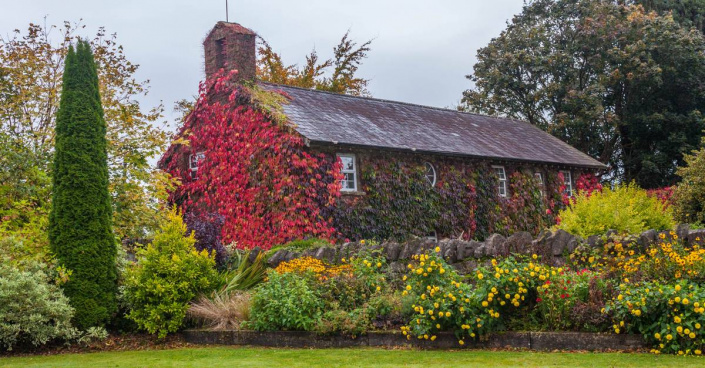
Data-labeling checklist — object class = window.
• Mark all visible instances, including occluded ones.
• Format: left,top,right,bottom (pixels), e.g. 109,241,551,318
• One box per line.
493,166,507,197
534,172,544,195
337,153,357,192
426,230,438,243
560,170,573,197
189,152,205,178
215,38,226,69
424,162,437,186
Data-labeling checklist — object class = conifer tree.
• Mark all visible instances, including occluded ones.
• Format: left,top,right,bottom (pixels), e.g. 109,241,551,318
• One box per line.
49,40,117,328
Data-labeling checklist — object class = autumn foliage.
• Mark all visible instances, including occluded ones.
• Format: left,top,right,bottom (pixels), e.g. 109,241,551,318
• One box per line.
161,71,342,250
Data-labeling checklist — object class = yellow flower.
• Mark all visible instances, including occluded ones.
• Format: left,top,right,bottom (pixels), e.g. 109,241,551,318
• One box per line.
532,254,538,260
458,340,465,346
436,324,441,329
675,284,682,291
406,285,412,291
477,273,484,280
360,240,366,244
482,301,488,307
666,334,673,340
430,335,437,341
689,332,696,339
435,246,441,252
654,333,661,340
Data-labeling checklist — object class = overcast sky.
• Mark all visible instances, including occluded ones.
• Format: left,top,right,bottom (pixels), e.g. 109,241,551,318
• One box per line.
3,0,524,126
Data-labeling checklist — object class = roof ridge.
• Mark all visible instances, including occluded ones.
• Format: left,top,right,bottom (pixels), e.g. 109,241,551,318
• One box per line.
257,81,526,123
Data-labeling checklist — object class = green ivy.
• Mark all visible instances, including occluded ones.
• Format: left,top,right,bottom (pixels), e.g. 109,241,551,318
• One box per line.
332,158,562,241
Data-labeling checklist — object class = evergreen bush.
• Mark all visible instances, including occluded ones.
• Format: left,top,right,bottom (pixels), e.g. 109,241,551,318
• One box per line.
123,209,218,338
48,40,117,328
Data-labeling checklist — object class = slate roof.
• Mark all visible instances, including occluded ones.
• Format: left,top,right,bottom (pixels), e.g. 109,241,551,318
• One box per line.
260,83,607,169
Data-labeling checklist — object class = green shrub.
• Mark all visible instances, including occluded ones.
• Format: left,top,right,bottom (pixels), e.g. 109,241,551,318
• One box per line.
557,183,674,238
673,137,705,225
248,271,324,331
0,259,77,350
123,209,219,338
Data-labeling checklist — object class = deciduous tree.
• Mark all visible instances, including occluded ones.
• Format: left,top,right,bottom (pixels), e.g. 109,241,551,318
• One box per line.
462,0,705,188
0,21,169,240
257,31,372,96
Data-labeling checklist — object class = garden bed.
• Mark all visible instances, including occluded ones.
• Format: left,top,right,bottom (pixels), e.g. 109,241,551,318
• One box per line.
183,330,645,351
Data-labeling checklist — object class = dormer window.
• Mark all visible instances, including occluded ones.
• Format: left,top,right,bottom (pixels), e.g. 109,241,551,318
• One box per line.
337,153,357,192
189,152,205,178
493,166,507,197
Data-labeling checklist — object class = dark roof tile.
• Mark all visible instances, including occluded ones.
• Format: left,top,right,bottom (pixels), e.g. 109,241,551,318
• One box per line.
260,82,606,169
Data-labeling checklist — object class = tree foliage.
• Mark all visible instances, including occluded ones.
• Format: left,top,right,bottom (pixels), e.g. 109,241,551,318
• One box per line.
462,0,705,188
0,21,170,241
257,31,372,96
673,136,705,225
49,40,116,329
634,0,705,33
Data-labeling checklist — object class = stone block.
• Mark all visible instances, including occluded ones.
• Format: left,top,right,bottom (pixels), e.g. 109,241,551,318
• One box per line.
505,231,533,254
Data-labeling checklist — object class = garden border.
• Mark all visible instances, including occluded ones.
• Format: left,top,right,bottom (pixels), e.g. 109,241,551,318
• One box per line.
184,330,645,351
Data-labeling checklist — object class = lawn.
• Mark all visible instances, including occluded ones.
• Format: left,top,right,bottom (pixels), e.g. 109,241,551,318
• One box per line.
0,347,702,368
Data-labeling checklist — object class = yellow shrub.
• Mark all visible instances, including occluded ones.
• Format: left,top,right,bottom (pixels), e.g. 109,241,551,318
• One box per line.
557,183,674,238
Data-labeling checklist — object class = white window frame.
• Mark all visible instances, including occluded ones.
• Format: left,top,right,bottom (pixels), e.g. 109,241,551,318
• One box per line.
492,165,507,198
534,172,545,196
560,170,573,197
189,151,205,178
337,153,357,192
424,162,437,186
426,230,438,243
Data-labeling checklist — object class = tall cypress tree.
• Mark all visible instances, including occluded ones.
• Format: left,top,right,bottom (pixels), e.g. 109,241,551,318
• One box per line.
49,40,117,328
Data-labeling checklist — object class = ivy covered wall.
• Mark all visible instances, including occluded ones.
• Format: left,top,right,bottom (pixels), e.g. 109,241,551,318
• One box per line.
319,146,578,242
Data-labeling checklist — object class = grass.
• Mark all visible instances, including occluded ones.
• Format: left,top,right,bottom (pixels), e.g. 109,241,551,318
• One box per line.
1,347,703,368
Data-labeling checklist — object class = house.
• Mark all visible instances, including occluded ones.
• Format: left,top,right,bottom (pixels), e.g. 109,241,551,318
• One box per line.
159,22,606,249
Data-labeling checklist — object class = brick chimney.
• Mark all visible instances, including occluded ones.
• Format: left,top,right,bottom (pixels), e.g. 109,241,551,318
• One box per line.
203,21,256,83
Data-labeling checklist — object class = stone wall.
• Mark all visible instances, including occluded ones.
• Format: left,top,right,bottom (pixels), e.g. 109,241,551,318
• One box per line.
265,224,705,273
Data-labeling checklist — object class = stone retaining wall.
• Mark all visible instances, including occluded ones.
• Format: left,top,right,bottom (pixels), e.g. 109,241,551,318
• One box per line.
184,330,646,351
264,224,705,273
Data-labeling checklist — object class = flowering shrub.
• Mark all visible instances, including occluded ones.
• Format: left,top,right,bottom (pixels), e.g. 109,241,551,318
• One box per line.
274,256,352,279
533,268,605,330
161,71,342,250
401,250,553,344
557,183,674,237
586,233,705,283
607,280,705,355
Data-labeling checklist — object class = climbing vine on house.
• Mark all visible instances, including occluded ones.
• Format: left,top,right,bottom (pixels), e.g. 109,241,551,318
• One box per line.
160,71,342,250
330,158,564,242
